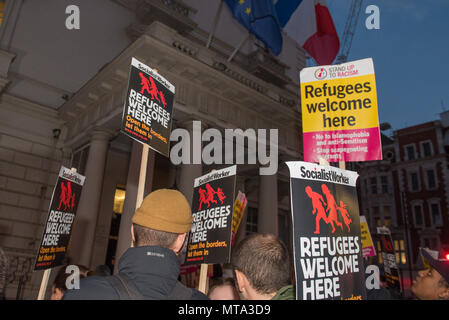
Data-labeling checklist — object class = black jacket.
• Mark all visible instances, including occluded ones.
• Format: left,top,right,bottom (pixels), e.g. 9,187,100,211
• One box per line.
63,246,208,300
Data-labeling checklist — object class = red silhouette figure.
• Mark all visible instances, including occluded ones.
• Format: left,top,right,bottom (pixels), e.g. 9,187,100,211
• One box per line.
321,184,343,234
382,236,393,252
305,186,328,234
198,188,208,211
139,72,151,95
159,91,167,108
337,201,352,232
58,182,68,210
205,184,218,206
198,183,223,210
147,76,161,103
216,187,226,204
66,181,73,210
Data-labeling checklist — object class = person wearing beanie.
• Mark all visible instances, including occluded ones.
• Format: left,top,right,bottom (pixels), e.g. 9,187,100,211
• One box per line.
64,189,208,300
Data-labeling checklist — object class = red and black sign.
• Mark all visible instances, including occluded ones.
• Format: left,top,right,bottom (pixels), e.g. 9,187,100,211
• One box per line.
184,166,236,265
121,57,175,157
33,167,85,270
287,161,366,300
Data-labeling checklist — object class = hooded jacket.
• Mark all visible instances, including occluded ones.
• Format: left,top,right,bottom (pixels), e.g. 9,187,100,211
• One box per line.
63,246,208,300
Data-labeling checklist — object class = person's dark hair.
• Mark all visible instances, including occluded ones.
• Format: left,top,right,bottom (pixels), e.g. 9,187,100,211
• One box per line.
0,247,8,299
231,233,291,295
208,277,236,294
133,224,179,248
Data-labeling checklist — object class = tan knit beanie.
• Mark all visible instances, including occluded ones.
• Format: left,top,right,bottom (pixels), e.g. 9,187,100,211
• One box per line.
132,189,192,233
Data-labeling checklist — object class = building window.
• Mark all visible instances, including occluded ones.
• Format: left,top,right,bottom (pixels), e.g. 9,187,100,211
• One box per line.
245,207,258,234
71,145,90,175
384,206,392,227
404,144,417,160
413,204,424,227
409,171,420,192
380,175,388,193
429,201,442,226
425,169,437,189
421,141,433,157
0,1,4,27
370,177,377,194
394,239,407,265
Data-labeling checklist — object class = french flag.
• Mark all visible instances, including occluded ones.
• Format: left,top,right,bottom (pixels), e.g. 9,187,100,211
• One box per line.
276,0,340,65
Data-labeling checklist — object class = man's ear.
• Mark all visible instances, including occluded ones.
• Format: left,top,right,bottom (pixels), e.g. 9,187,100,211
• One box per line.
234,270,247,293
439,287,449,300
172,233,187,254
131,224,135,247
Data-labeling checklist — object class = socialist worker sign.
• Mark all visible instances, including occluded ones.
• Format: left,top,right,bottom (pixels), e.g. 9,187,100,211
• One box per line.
286,161,366,300
121,57,175,157
34,167,85,270
185,166,237,265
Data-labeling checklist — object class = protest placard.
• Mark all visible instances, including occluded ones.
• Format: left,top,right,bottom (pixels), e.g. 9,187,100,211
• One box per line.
231,191,247,245
33,167,85,270
287,161,366,300
300,58,381,163
121,57,175,157
185,166,236,265
377,226,401,291
360,216,376,258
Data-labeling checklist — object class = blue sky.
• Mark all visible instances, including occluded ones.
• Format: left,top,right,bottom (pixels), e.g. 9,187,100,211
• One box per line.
319,0,449,132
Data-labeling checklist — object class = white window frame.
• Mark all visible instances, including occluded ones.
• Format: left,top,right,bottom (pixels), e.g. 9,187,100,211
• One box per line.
428,199,443,227
407,170,421,192
424,167,438,190
404,143,417,161
420,140,434,158
411,201,424,228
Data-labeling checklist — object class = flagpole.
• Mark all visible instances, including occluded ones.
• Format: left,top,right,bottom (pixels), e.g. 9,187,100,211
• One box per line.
206,0,224,48
227,32,250,62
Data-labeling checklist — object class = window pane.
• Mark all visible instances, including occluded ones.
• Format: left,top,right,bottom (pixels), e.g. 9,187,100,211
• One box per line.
370,177,377,194
431,203,441,225
423,142,432,157
385,217,391,227
401,253,407,264
394,240,399,251
400,240,405,250
414,205,423,225
406,146,415,160
411,172,419,191
395,253,400,264
426,170,436,189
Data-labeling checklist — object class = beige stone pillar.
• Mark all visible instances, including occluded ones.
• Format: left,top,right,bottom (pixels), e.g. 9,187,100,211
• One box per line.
69,128,111,267
176,121,204,204
113,141,155,273
257,172,278,236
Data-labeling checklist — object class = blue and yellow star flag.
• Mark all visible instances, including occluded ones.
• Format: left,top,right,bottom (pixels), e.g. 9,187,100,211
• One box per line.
224,0,283,55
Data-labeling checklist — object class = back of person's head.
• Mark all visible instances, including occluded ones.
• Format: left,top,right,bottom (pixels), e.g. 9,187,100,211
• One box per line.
51,265,87,300
131,189,192,252
231,233,291,299
0,247,8,300
208,277,239,300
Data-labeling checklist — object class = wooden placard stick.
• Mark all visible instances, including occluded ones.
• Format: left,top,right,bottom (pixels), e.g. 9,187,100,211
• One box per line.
37,268,51,300
130,68,157,247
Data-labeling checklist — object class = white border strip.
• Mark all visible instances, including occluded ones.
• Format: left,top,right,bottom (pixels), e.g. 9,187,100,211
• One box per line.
286,161,358,187
300,58,374,83
194,165,237,188
131,57,175,93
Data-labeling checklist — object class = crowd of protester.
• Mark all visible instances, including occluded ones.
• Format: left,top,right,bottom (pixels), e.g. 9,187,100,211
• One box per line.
0,189,448,300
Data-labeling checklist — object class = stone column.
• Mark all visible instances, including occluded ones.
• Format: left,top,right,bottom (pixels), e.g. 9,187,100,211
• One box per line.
176,121,204,204
257,172,278,236
113,141,155,273
69,128,111,267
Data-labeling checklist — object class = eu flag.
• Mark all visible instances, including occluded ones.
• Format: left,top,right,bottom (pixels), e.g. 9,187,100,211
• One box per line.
224,0,283,55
